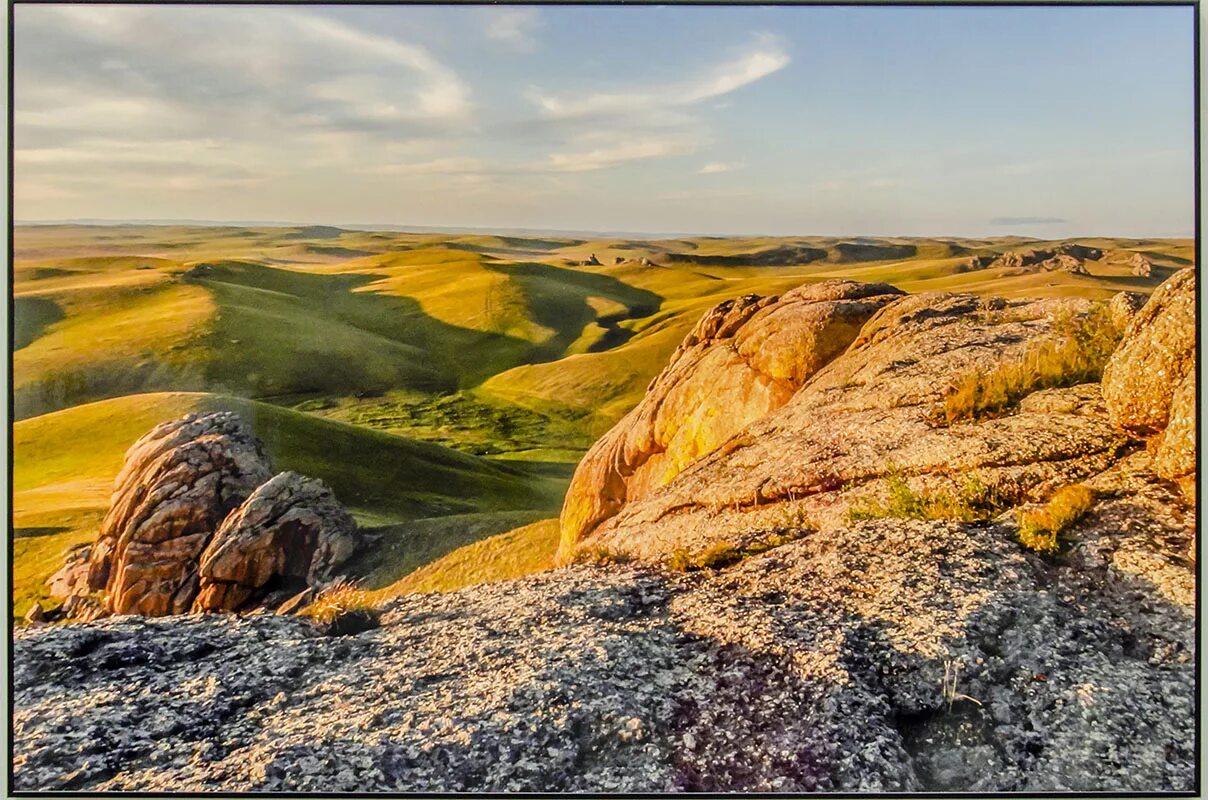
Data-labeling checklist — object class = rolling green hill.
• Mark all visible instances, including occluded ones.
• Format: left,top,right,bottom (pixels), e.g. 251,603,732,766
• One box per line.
10,224,1195,615
13,391,566,616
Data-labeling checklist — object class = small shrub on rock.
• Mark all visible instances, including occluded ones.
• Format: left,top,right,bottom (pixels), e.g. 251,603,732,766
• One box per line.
941,304,1121,424
570,545,635,566
848,472,1005,523
1017,484,1096,554
300,580,381,636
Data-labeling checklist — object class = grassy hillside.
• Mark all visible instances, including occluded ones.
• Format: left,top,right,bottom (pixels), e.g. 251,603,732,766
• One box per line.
11,225,1194,617
13,391,566,617
364,517,562,599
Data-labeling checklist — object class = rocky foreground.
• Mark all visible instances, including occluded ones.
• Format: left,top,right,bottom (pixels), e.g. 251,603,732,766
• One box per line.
13,270,1198,792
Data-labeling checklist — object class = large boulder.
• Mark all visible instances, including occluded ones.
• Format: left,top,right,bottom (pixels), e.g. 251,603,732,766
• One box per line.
1108,291,1147,330
1101,269,1196,496
86,412,273,616
572,290,1128,561
1130,253,1154,277
193,472,358,613
559,280,905,555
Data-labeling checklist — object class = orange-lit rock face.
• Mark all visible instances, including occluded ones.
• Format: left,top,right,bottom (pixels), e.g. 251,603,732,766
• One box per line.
193,471,358,613
558,280,905,556
1102,268,1196,498
87,412,273,616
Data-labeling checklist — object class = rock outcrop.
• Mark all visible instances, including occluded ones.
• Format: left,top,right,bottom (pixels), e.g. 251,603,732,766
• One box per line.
1130,253,1154,277
85,413,274,616
1038,253,1088,274
1108,290,1147,330
965,245,1103,275
559,280,905,553
1102,269,1196,497
14,486,1194,792
193,472,358,612
563,288,1129,560
58,411,360,619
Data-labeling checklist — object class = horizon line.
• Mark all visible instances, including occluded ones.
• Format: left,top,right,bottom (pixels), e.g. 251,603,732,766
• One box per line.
12,218,1196,241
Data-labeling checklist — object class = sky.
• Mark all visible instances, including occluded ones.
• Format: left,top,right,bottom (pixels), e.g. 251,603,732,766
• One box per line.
14,4,1197,237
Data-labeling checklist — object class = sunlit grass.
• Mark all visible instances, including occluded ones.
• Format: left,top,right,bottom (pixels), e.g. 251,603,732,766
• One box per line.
941,305,1121,424
1017,484,1096,554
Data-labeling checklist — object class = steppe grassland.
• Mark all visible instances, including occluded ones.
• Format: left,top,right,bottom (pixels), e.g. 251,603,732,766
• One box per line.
11,224,1192,615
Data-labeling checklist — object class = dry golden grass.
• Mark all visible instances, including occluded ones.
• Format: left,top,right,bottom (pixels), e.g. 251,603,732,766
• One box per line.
942,305,1121,424
848,472,1005,523
569,543,636,566
1017,484,1097,554
299,579,379,626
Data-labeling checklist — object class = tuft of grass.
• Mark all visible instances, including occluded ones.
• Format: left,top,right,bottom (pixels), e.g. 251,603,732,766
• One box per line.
667,528,809,572
848,471,1006,523
1017,484,1096,554
941,304,1121,425
570,544,636,566
300,580,381,635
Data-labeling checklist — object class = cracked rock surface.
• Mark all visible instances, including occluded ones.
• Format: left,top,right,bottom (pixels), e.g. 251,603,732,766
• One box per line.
86,412,273,616
580,292,1126,560
193,472,358,613
15,477,1193,792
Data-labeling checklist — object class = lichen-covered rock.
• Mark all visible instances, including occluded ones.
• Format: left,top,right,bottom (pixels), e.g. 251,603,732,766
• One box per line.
1151,369,1196,499
1108,290,1147,330
559,280,904,555
1102,269,1195,437
193,472,358,613
1130,253,1154,277
1101,269,1196,497
577,291,1127,560
13,492,1193,792
86,412,273,617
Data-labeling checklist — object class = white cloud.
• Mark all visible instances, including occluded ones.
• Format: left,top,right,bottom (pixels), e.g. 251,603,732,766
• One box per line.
484,8,542,52
528,33,789,120
16,6,473,152
698,161,742,174
547,137,697,172
377,157,487,175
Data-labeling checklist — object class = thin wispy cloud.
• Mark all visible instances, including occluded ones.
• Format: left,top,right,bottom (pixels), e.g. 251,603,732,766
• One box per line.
484,7,543,52
16,6,473,168
698,161,742,174
547,136,698,172
528,33,789,119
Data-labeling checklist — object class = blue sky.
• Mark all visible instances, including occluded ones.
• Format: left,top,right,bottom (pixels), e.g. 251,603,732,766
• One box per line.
14,4,1195,236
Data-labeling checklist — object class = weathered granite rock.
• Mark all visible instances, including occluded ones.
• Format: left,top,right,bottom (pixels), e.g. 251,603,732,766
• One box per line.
1039,254,1088,274
275,588,316,616
1130,253,1154,277
1108,291,1147,330
193,472,358,613
569,290,1127,560
13,488,1194,792
23,603,46,627
86,412,273,617
991,245,1101,273
47,545,91,601
559,280,905,554
1102,269,1196,497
